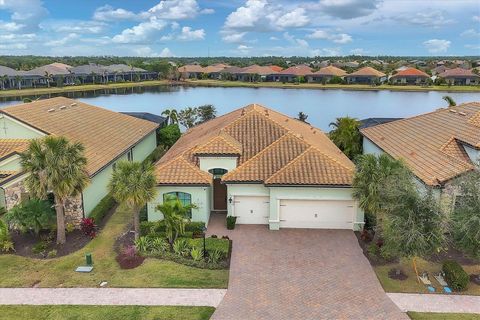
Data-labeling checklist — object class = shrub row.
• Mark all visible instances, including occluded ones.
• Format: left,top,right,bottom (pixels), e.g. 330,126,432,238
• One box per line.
89,194,116,224
442,260,469,291
140,220,205,236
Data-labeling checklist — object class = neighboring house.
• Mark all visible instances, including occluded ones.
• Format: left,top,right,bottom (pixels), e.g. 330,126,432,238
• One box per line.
0,66,24,90
236,65,278,82
221,66,244,81
360,102,480,195
25,63,74,86
0,97,158,226
345,67,386,84
270,65,313,82
202,64,229,79
307,66,347,83
390,67,431,85
121,112,167,128
359,118,402,129
178,64,205,79
148,104,363,231
432,65,448,75
438,68,480,85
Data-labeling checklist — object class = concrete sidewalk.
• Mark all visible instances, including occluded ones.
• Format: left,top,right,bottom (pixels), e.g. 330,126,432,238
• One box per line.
0,288,226,307
388,293,480,314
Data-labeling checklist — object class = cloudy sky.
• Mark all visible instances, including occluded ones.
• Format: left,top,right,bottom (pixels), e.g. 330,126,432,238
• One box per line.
0,0,479,57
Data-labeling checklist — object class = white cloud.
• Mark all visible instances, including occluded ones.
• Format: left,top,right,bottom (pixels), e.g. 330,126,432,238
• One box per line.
146,0,200,20
178,26,205,40
237,44,252,54
0,0,48,32
306,0,380,19
132,46,173,57
93,5,138,21
306,29,352,44
200,8,215,14
461,28,480,38
0,21,24,32
393,10,454,28
473,15,480,22
269,36,279,40
45,33,79,47
112,17,168,43
41,20,107,34
222,32,246,43
160,47,174,57
276,8,309,28
423,39,451,53
350,48,367,55
0,43,27,50
465,44,480,50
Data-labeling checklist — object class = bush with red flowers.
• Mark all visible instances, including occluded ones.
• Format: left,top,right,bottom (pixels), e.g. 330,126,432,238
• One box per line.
80,218,97,238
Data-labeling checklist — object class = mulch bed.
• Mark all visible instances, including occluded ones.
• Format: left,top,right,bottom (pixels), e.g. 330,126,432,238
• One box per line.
354,231,398,266
427,246,479,265
115,253,145,269
6,204,118,259
113,222,145,269
470,274,480,286
388,268,408,280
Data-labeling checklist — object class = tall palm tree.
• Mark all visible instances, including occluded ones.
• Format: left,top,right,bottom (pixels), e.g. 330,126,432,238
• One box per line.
0,75,8,90
161,109,179,125
443,95,456,107
44,71,53,88
14,75,22,90
90,71,97,84
21,136,90,244
156,195,196,247
109,161,156,240
329,117,363,160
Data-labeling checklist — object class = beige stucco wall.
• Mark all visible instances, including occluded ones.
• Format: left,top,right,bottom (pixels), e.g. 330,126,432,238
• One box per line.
198,156,238,172
147,185,212,225
0,155,22,171
0,115,44,139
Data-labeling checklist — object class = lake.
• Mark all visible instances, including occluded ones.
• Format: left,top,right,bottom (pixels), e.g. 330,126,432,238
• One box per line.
1,85,480,130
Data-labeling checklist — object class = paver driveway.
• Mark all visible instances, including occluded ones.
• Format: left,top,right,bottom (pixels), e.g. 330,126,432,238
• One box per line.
208,215,408,320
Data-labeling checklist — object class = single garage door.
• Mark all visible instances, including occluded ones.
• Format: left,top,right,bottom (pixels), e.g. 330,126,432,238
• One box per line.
280,199,355,229
234,196,269,224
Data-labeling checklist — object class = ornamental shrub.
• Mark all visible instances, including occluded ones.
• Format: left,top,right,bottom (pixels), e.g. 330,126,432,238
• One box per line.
442,260,469,291
226,216,237,230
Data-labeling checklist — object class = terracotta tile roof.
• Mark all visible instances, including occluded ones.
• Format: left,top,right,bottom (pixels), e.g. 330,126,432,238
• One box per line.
268,65,283,72
178,64,205,73
26,63,73,76
0,65,22,77
155,157,212,185
360,102,480,186
346,67,386,77
276,65,313,76
0,139,30,160
239,65,276,76
1,97,158,176
193,132,242,156
439,68,479,78
391,67,429,78
202,64,229,73
155,103,355,186
311,66,347,77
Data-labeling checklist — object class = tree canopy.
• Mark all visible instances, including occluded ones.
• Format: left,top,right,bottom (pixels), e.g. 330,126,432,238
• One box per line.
329,117,363,160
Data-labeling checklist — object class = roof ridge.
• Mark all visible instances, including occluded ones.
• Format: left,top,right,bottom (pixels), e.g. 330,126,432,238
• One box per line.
264,146,313,184
438,137,475,168
222,132,306,181
192,132,241,155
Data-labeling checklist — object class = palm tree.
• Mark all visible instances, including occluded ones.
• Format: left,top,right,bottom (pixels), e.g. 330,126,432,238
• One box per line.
296,112,309,123
90,71,97,84
196,105,216,124
0,75,8,90
109,161,156,240
352,154,408,241
14,75,22,90
443,95,456,107
156,195,196,247
44,72,53,88
21,136,90,244
178,107,198,129
329,117,363,160
161,109,179,125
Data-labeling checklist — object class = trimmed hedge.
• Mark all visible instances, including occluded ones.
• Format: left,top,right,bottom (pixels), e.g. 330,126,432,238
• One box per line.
89,194,116,224
442,260,469,291
140,220,205,236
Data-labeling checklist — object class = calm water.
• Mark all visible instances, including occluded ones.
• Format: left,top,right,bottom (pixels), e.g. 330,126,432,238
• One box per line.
1,85,480,130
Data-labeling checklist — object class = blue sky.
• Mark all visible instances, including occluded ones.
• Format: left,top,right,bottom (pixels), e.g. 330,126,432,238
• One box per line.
0,0,479,57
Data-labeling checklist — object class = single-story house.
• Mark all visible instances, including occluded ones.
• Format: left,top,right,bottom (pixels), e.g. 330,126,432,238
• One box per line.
360,102,480,195
345,67,386,84
432,66,448,75
0,97,158,226
0,66,24,90
389,67,431,85
438,68,479,85
236,65,280,82
25,63,75,86
178,64,205,79
220,66,244,81
202,64,230,79
270,65,312,82
307,66,347,83
148,104,364,231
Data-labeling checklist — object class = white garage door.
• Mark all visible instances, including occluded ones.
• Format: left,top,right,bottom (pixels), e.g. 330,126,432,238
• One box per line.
279,199,355,229
234,196,269,224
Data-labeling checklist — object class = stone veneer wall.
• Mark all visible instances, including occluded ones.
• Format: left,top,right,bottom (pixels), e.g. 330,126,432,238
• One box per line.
4,179,84,228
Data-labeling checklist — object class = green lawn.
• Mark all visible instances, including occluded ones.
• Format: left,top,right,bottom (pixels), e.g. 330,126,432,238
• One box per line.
0,305,214,320
185,79,480,92
0,207,229,288
408,312,480,320
374,258,480,295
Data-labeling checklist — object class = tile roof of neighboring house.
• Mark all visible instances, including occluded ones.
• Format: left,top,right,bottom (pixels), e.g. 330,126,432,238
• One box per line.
439,68,479,78
432,66,448,75
222,66,244,74
239,65,277,76
0,66,23,77
178,64,205,73
202,64,228,73
276,65,313,76
121,112,166,125
1,97,158,176
69,64,107,75
346,67,386,77
359,118,402,129
311,66,347,77
360,102,480,186
104,64,146,73
391,67,429,78
0,139,30,160
268,65,283,72
26,63,73,76
155,103,354,186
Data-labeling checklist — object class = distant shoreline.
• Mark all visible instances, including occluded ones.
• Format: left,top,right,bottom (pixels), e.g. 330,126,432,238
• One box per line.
0,79,479,99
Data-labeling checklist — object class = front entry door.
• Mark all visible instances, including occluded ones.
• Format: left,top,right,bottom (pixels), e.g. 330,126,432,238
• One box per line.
213,178,227,210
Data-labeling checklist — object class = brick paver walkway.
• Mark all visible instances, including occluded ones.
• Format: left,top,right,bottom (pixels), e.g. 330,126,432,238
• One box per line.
388,293,480,314
0,288,226,307
208,213,408,320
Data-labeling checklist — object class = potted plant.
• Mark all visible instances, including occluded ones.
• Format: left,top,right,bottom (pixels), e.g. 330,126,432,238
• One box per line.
226,216,237,230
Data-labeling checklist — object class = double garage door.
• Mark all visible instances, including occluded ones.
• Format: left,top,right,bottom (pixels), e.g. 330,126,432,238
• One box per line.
234,196,355,229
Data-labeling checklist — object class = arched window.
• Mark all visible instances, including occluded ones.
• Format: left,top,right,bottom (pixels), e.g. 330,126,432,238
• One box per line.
163,192,192,218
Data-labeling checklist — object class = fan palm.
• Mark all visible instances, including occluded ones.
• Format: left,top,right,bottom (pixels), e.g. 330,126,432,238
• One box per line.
0,75,8,90
329,117,362,160
14,75,22,90
161,109,179,125
156,195,196,247
109,161,156,240
443,95,456,107
20,136,90,244
44,72,53,88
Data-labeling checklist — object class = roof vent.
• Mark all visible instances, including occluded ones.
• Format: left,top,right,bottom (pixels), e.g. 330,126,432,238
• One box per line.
449,109,457,113
59,105,67,110
47,108,55,113
264,110,269,116
458,111,467,116
285,118,289,122
70,103,77,107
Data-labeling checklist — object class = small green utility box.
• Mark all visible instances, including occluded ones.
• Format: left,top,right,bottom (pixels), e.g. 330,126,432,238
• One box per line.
85,253,93,266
